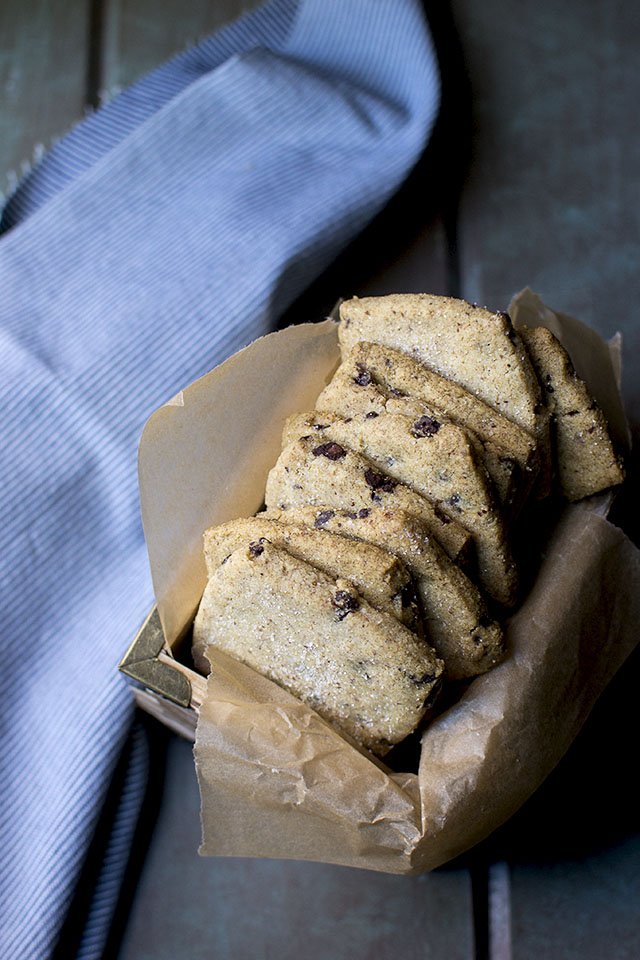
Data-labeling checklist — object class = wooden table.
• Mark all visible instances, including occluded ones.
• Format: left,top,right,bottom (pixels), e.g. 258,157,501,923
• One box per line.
4,2,639,957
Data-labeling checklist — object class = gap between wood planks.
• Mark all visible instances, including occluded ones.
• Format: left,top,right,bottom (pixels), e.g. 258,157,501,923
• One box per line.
471,859,513,960
86,0,108,109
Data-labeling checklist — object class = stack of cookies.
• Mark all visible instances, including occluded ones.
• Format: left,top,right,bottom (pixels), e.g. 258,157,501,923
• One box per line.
192,294,625,757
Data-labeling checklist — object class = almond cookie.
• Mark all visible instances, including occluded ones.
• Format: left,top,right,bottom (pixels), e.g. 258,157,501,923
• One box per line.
264,435,471,564
263,505,505,681
519,325,625,500
317,341,541,513
192,541,444,756
282,410,517,607
201,515,422,638
338,295,550,492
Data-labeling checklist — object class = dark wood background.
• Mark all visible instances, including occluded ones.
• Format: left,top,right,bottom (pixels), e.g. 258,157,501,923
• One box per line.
3,2,639,957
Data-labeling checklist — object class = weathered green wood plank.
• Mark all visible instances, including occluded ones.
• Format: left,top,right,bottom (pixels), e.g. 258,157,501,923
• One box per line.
116,736,476,960
101,0,261,93
452,0,640,428
0,0,89,196
360,216,450,298
510,841,640,960
451,1,640,955
475,646,640,959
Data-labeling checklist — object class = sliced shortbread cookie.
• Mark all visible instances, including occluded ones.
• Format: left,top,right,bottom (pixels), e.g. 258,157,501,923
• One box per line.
317,357,517,513
264,435,471,563
388,397,520,517
193,541,444,756
519,326,625,500
263,505,505,681
321,371,519,511
283,410,517,607
338,294,543,434
200,515,422,638
317,341,541,512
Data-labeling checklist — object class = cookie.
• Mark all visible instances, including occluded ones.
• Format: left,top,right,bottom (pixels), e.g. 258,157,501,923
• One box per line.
263,505,505,681
324,381,520,512
338,295,550,485
264,435,471,563
201,515,422,638
317,341,541,513
519,325,625,500
192,541,444,755
282,410,518,607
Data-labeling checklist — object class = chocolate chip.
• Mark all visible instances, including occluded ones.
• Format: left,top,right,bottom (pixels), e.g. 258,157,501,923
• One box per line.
312,442,346,460
434,505,452,525
249,538,268,557
411,415,440,438
353,363,372,386
344,511,358,519
364,468,398,495
389,386,405,397
314,509,335,527
408,670,438,687
365,411,379,419
312,423,329,431
358,508,370,518
332,589,359,620
448,493,461,509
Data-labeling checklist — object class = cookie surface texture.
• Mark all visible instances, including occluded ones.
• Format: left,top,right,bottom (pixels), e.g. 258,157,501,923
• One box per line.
520,325,625,500
318,341,541,513
192,541,444,756
338,294,543,437
201,515,421,634
283,409,518,607
264,435,471,563
263,505,505,681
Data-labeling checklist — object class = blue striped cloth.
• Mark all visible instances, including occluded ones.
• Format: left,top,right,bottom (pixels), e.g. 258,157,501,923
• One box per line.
0,1,439,956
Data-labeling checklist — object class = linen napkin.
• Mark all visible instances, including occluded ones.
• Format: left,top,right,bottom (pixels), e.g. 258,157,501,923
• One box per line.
0,1,440,957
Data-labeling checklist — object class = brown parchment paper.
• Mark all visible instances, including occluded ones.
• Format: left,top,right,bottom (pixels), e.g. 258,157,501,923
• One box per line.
138,289,640,874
